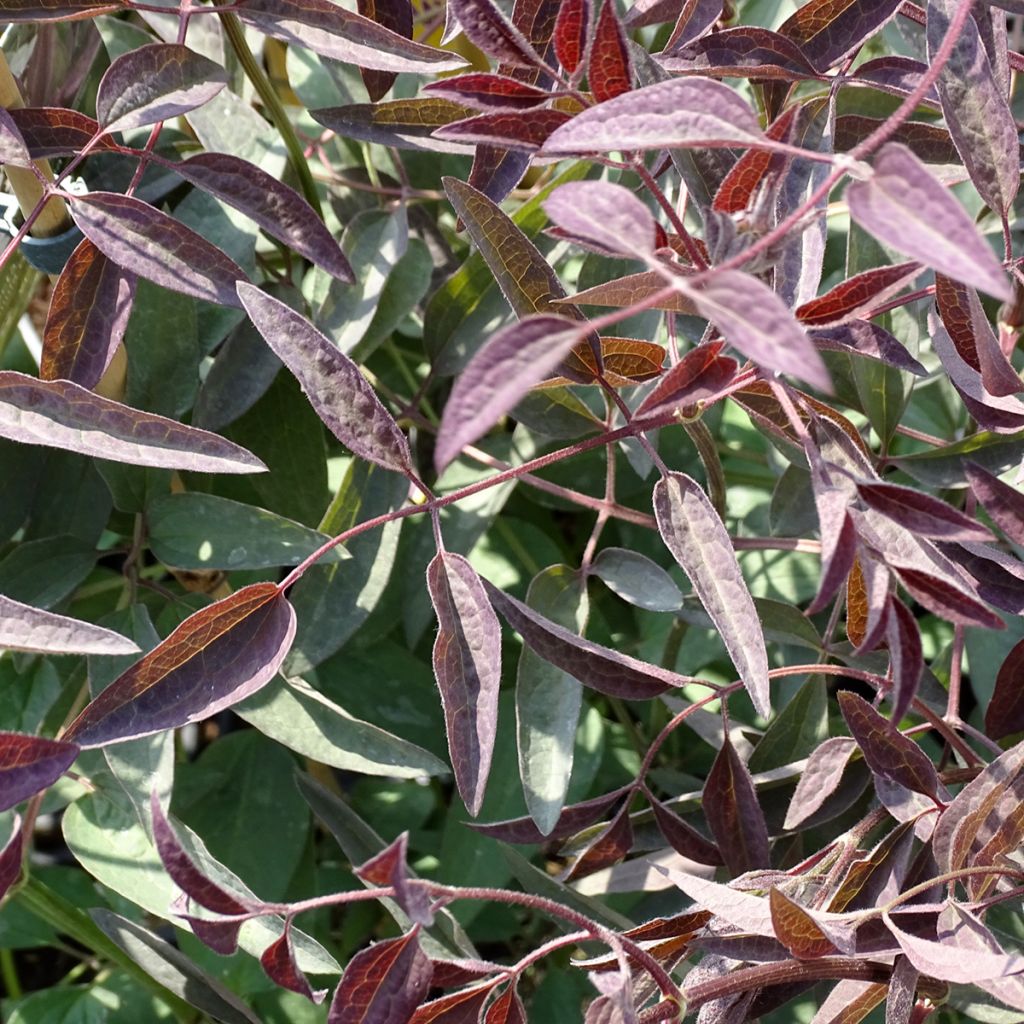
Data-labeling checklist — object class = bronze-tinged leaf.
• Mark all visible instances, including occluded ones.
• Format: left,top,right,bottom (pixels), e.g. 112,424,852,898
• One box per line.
434,109,572,151
356,0,413,100
703,732,770,873
563,270,698,314
777,0,902,71
634,341,737,419
967,462,1024,549
40,239,135,389
562,806,634,882
0,732,80,812
712,104,798,214
554,0,589,73
795,262,921,328
483,983,527,1024
410,983,497,1023
588,0,633,102
0,0,122,21
328,929,433,1024
846,557,868,648
355,833,434,927
424,72,550,110
986,637,1024,740
549,337,666,388
812,981,888,1024
834,116,960,164
64,584,296,748
826,819,915,912
8,107,122,159
311,99,477,151
768,888,837,959
886,597,923,725
648,793,723,865
261,921,329,1004
968,798,1024,900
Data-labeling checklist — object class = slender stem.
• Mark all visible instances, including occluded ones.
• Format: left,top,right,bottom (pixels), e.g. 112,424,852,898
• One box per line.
632,157,708,270
0,946,22,1000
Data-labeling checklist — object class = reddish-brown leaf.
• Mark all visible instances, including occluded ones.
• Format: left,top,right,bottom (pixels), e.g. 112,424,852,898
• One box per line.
886,597,923,725
0,0,122,22
846,558,868,648
356,0,413,100
329,930,433,1024
410,983,497,1023
834,116,959,164
434,108,572,151
712,105,798,213
261,921,329,1004
551,337,667,387
554,0,589,73
8,107,122,159
562,806,633,881
703,732,770,873
648,793,723,865
796,262,921,327
662,26,817,81
778,0,902,71
424,72,550,110
769,888,837,959
896,566,1005,630
448,0,539,67
355,833,434,926
634,342,737,418
588,0,632,102
40,238,135,389
856,480,994,542
484,983,527,1024
986,637,1024,740
827,819,916,912
0,732,79,812
564,270,698,314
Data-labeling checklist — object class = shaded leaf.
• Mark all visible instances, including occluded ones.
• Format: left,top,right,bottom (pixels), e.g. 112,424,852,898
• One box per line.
927,0,1019,215
846,143,1010,300
590,548,682,612
357,0,413,100
856,481,993,542
777,0,901,71
484,581,696,698
0,815,21,901
795,263,921,328
810,321,926,376
72,192,249,307
554,0,589,72
96,43,227,133
662,26,817,80
40,239,135,389
966,462,1024,547
355,833,434,927
563,805,634,881
783,736,858,830
469,786,630,843
769,888,837,959
165,153,353,283
64,583,296,748
703,731,770,873
588,0,633,102
448,0,538,66
648,793,723,865
811,981,888,1024
896,565,1005,630
261,921,329,1004
886,597,923,726
237,283,412,474
986,637,1024,740
8,106,121,158
834,115,960,164
236,0,467,73
424,72,550,109
827,819,916,914
329,929,433,1024
0,732,79,812
0,0,122,21
0,108,32,168
542,77,765,154
543,181,657,260
685,271,831,392
654,472,770,717
427,552,502,817
312,99,476,151
435,315,583,472
747,676,828,773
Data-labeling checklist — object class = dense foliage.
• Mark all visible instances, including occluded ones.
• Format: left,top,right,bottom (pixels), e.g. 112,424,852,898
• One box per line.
2,0,1024,1021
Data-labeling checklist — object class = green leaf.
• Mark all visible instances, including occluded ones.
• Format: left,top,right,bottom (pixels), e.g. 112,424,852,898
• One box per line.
146,492,343,570
747,676,828,772
0,535,96,608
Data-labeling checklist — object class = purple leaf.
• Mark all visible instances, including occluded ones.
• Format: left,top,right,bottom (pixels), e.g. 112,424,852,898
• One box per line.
885,597,923,726
0,0,122,21
355,833,433,927
896,565,1005,630
703,732,770,873
424,72,550,110
837,692,942,802
409,983,497,1023
261,921,329,1004
653,473,771,718
648,793,723,865
810,321,926,376
541,77,765,155
777,0,902,71
236,0,467,74
447,0,539,67
95,43,228,133
807,473,857,615
40,238,135,389
588,0,633,102
0,733,79,812
683,270,831,393
164,153,353,283
469,786,630,843
9,107,122,159
0,593,139,656
852,56,940,106
885,956,918,1024
185,916,244,955
72,192,249,307
856,481,994,542
0,107,32,167
0,815,23,901
634,342,738,420
328,929,433,1024
927,0,1019,216
64,584,296,748
543,181,657,260
426,552,501,818
846,143,1010,301
769,888,839,959
483,983,527,1024
939,904,1024,1012
562,805,634,882
484,581,697,699
661,26,818,81
783,736,858,830
966,462,1024,547
0,371,265,473
986,638,1024,741
356,0,413,101
237,283,412,474
150,792,251,916
656,866,775,936
434,108,572,151
435,315,582,472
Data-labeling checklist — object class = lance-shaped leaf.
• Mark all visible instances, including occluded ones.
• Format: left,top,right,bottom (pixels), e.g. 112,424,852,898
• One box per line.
484,984,527,1024
590,548,682,612
355,833,433,927
542,76,765,154
0,108,32,167
0,372,264,473
329,929,432,1024
712,104,798,213
986,637,1024,740
236,0,467,74
237,283,411,474
9,107,122,159
163,153,353,283
846,143,1010,301
589,0,633,102
856,481,993,542
40,239,136,389
811,321,926,376
543,181,657,260
834,115,960,164
448,0,539,66
656,866,775,936
683,271,831,393
784,736,858,830
0,815,23,901
436,316,586,471
885,956,918,1024
427,553,502,818
827,819,916,914
837,692,942,802
703,732,770,873
886,597,922,726
0,0,122,21
0,593,139,656
938,904,1024,1012
648,792,723,865
0,733,80,812
64,583,296,748
777,0,902,71
484,581,697,699
634,342,737,419
896,564,1004,630
312,99,476,152
662,26,817,80
72,192,249,307
769,888,837,959
966,462,1024,548
95,43,228,133
565,270,698,314
410,983,497,1023
563,805,634,882
261,921,329,1004
795,262,921,327
654,473,770,717
935,276,1021,397
424,72,550,110
554,0,589,72
812,981,888,1024
927,0,1019,216
434,108,572,152
469,786,630,843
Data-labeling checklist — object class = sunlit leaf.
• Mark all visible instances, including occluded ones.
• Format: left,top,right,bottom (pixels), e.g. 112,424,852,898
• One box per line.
588,0,633,102
410,983,497,1023
769,888,837,959
8,106,122,158
563,805,633,881
312,98,476,151
543,181,657,260
634,342,737,419
795,262,921,327
856,481,993,542
356,0,413,100
662,26,818,80
0,593,139,656
0,732,80,812
783,736,858,830
554,0,589,72
424,72,550,109
777,0,902,71
448,0,538,66
261,921,329,1004
484,983,527,1024
703,732,770,872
